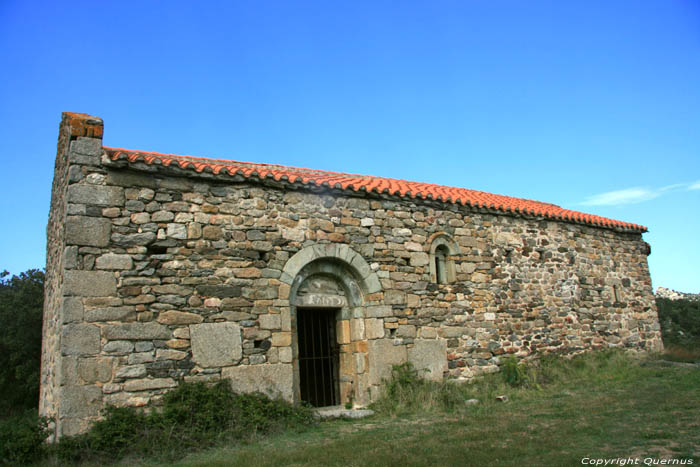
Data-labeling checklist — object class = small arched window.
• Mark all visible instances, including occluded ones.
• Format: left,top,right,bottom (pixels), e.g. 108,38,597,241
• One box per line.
435,245,449,284
428,234,459,284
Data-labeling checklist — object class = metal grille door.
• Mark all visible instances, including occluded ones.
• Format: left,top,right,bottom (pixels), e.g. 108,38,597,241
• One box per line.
297,308,339,407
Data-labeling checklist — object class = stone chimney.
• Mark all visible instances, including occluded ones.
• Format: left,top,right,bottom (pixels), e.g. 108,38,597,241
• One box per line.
62,112,104,140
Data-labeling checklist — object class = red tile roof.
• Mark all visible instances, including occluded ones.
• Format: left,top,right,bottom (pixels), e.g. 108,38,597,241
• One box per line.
105,147,647,232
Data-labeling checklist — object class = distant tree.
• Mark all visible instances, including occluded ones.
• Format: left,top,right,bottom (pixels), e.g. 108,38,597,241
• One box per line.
0,269,44,416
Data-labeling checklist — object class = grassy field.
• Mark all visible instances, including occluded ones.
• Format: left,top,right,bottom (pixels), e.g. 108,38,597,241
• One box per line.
134,351,699,467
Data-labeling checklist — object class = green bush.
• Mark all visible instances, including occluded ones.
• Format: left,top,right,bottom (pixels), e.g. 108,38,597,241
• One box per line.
502,355,525,386
0,411,51,465
55,381,315,463
55,406,155,461
372,362,466,415
502,355,540,388
656,297,700,347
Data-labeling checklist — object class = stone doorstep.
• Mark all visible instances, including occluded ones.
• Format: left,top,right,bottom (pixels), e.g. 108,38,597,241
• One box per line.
313,406,375,420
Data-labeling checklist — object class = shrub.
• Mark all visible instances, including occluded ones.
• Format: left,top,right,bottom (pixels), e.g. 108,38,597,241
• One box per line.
502,355,540,388
0,411,51,465
54,381,315,463
372,362,466,415
502,355,526,386
656,297,700,348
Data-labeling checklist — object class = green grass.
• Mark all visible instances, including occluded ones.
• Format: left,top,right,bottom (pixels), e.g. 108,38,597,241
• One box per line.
135,351,699,467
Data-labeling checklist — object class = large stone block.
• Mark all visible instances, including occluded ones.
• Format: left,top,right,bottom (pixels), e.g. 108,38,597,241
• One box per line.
103,322,171,340
407,339,447,382
61,324,101,356
196,285,242,298
152,284,193,296
60,418,91,438
123,378,177,392
439,326,470,338
96,253,133,270
472,272,488,283
106,170,157,188
111,232,156,247
67,184,124,206
351,318,365,341
103,392,150,408
282,247,318,279
409,252,430,267
396,325,416,338
62,297,84,324
364,273,383,294
365,318,385,339
350,258,371,283
368,339,407,386
167,223,187,239
64,245,79,269
66,216,111,247
385,290,406,305
70,137,102,156
77,357,113,383
366,305,392,318
222,363,293,401
115,364,147,380
64,270,117,297
157,310,203,325
58,385,102,419
271,332,291,347
494,232,522,247
160,177,193,191
259,313,281,330
85,306,135,322
59,356,79,386
103,340,134,354
190,322,242,368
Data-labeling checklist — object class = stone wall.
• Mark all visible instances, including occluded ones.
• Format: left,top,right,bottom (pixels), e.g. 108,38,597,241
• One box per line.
42,112,663,438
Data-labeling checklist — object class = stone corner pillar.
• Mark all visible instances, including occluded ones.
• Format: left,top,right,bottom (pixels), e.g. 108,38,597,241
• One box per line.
40,112,105,440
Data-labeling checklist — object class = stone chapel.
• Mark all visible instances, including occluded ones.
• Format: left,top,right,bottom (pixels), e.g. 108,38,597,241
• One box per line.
40,112,663,438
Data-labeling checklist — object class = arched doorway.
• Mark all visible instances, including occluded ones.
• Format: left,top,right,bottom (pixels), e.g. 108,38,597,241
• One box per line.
282,244,382,407
294,275,345,406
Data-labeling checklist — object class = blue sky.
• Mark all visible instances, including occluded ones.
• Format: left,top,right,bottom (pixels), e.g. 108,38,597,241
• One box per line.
1,1,698,293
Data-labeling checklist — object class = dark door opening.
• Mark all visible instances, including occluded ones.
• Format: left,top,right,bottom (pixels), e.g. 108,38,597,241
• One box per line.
297,308,339,407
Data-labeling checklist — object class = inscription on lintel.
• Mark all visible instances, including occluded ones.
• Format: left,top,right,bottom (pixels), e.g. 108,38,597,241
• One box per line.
294,294,347,308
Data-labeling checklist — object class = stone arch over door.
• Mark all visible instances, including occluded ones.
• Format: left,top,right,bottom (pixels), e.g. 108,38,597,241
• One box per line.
280,244,381,296
280,244,382,407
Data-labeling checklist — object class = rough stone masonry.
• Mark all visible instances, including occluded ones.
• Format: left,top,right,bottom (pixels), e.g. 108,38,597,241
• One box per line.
40,112,663,439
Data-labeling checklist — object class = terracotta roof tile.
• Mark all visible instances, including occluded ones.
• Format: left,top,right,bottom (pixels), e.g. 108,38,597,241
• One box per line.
104,147,647,232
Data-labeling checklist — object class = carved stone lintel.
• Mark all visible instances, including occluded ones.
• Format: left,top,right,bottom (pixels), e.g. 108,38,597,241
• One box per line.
294,294,346,308
297,275,343,296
